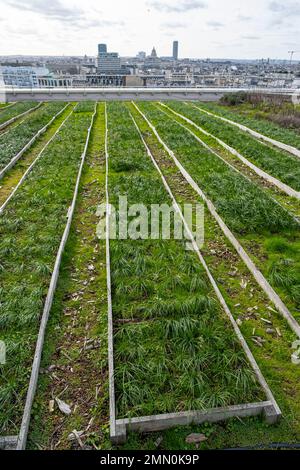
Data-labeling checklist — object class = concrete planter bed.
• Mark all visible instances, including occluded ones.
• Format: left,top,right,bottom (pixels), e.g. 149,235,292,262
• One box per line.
0,103,70,181
0,101,40,130
198,101,300,155
0,102,67,177
1,99,299,450
0,104,96,449
158,102,300,201
169,101,300,192
134,102,300,338
105,102,280,443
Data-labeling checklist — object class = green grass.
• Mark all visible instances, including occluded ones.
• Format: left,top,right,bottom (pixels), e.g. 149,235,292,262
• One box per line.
0,104,93,434
0,101,37,126
166,101,300,192
121,415,300,450
135,102,300,322
0,102,66,171
1,100,300,450
108,101,264,420
74,101,97,113
156,102,300,220
0,104,75,207
138,102,297,235
200,101,300,149
120,100,300,451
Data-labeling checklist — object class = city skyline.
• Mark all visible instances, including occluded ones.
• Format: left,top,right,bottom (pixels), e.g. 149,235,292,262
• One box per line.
0,0,299,60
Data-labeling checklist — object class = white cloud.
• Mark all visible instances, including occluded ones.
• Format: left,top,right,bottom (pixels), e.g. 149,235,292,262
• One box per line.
148,0,207,13
269,1,300,16
6,0,82,21
162,21,187,28
242,35,260,40
268,1,300,26
207,20,224,28
237,15,252,21
0,0,297,59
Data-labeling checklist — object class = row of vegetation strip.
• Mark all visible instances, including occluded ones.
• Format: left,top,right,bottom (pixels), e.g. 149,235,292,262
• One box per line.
166,101,300,192
74,101,96,113
0,104,75,212
158,103,300,204
17,103,96,450
111,102,300,450
0,102,37,127
28,103,109,450
193,103,300,161
135,102,300,324
0,103,94,435
135,103,300,341
0,103,13,109
200,101,300,151
0,102,67,173
0,103,16,112
107,101,263,420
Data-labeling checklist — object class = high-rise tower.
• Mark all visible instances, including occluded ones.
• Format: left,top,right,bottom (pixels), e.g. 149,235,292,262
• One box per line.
97,43,121,73
173,41,179,61
98,44,107,55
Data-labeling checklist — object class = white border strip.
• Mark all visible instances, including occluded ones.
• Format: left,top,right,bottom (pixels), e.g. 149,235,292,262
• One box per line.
117,401,277,435
161,103,300,200
0,103,70,181
0,105,75,214
0,102,42,131
194,104,300,160
130,111,281,416
133,102,300,339
104,103,117,442
15,103,97,450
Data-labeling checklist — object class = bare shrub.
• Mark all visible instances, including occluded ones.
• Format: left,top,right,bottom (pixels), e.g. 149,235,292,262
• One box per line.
268,112,300,129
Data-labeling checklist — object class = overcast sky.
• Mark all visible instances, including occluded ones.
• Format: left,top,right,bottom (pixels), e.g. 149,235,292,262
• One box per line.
0,0,299,59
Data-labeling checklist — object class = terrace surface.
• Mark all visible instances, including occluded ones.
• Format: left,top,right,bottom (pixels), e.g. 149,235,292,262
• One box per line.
0,97,299,450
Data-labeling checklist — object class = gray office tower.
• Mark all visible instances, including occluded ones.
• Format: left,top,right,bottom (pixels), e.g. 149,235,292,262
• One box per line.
98,44,107,55
173,41,179,60
97,43,121,73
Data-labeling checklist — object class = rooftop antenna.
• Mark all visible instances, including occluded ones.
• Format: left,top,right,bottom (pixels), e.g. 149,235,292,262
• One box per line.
288,50,300,65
